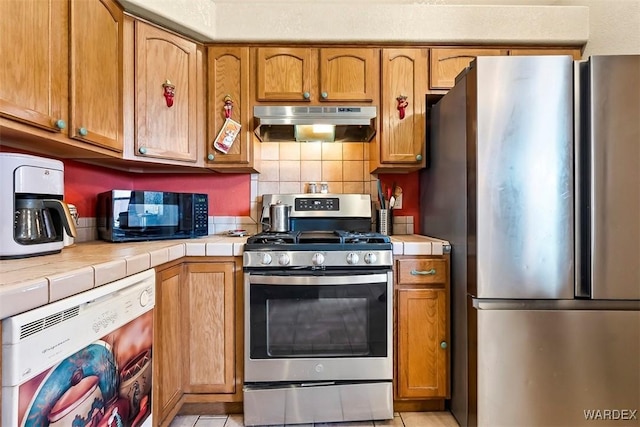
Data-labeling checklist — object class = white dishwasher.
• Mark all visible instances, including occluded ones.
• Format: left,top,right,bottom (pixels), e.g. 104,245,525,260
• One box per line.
2,269,155,427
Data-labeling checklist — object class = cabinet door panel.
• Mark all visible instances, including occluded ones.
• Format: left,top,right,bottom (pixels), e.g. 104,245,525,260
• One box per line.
154,265,184,424
0,0,67,131
70,0,123,151
430,48,506,90
207,46,252,167
381,49,427,166
256,48,312,101
184,262,236,393
397,288,448,398
320,48,378,102
135,22,198,162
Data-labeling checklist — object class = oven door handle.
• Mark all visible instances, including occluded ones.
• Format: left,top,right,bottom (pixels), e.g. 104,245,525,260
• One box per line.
247,273,389,286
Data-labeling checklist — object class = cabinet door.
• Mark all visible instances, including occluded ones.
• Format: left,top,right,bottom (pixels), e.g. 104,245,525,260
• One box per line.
319,48,379,102
135,21,198,162
207,46,254,170
184,262,236,393
379,49,428,167
430,48,506,90
0,0,68,132
154,265,184,425
509,48,581,60
396,288,449,398
255,47,313,101
69,0,123,152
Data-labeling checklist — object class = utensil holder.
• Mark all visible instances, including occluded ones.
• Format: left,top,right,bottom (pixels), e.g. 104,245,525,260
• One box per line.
377,209,393,236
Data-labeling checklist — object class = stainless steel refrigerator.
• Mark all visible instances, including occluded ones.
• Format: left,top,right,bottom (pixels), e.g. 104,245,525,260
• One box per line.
420,55,640,427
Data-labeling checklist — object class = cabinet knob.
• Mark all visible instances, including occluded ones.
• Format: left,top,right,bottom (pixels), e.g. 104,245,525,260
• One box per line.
440,341,448,349
321,91,328,99
207,153,215,161
78,127,88,136
55,119,66,130
416,154,423,161
138,147,147,155
303,92,310,99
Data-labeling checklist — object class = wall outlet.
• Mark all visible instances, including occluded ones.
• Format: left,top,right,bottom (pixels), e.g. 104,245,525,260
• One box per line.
393,193,403,209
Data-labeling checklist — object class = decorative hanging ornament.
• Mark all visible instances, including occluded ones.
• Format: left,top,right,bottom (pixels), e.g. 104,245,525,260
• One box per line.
162,80,176,107
396,95,409,120
223,94,234,118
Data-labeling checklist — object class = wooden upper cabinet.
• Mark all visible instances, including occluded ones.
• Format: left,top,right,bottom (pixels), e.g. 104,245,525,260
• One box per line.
183,262,236,394
69,0,124,152
0,0,68,132
509,48,582,59
430,48,507,90
134,21,199,163
254,47,378,103
319,48,378,102
377,48,428,170
255,47,313,101
207,46,255,171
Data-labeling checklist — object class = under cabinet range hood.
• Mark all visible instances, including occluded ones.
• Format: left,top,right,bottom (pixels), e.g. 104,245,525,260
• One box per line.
254,106,377,142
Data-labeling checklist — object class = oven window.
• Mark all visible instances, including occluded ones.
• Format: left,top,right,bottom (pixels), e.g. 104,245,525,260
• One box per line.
249,282,388,359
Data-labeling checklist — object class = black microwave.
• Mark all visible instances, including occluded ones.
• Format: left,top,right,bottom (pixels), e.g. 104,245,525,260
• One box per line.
97,190,208,242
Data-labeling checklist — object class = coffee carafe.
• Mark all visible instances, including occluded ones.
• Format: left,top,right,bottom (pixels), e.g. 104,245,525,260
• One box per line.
1,153,77,259
14,198,76,244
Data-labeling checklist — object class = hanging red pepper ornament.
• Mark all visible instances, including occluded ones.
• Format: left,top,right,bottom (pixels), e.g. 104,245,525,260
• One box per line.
162,80,176,107
223,94,234,118
396,95,409,120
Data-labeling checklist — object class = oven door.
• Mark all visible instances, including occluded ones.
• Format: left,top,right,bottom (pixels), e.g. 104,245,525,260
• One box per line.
244,270,393,383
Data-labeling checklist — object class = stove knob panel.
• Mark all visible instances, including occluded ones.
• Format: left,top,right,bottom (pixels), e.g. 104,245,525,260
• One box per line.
261,253,273,265
364,252,378,264
278,254,291,266
346,252,360,265
312,253,325,266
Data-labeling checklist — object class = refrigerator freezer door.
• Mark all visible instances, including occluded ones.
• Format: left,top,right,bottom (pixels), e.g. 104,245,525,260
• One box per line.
585,55,640,300
476,308,640,426
472,56,575,299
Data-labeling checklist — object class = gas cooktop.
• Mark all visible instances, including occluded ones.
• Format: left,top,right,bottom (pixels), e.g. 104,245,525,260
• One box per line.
246,230,391,246
243,230,393,269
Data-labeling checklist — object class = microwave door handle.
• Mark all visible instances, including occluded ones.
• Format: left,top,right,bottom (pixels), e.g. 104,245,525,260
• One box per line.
248,273,389,286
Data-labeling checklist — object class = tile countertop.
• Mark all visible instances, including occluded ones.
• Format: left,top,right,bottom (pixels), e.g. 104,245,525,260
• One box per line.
0,234,449,319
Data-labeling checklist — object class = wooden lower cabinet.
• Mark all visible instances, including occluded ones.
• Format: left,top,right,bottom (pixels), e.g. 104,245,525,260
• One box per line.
183,261,236,394
394,255,450,404
154,263,185,426
154,258,242,426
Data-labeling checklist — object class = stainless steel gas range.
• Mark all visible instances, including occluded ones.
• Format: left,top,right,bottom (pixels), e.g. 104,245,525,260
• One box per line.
243,194,394,426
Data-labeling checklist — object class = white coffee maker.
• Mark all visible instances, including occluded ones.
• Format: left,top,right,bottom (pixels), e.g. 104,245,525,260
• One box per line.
0,153,77,259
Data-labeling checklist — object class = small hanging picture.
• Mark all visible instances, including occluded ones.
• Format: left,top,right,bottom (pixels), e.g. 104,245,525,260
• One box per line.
213,117,241,154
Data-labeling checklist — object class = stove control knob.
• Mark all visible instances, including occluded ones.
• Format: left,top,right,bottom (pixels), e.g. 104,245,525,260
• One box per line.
312,253,325,266
364,252,378,264
261,253,273,265
278,254,291,266
346,252,359,265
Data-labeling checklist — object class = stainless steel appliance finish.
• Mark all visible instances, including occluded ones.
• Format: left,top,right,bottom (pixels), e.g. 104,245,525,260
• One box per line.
244,382,393,427
253,106,377,142
244,193,393,426
421,55,640,427
576,55,640,300
0,153,77,259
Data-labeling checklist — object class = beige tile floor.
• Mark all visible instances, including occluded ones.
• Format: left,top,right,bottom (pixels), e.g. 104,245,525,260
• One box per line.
169,412,459,427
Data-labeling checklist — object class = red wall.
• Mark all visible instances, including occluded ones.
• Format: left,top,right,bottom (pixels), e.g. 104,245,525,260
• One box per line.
63,161,251,218
2,148,421,229
378,172,421,232
0,148,251,218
